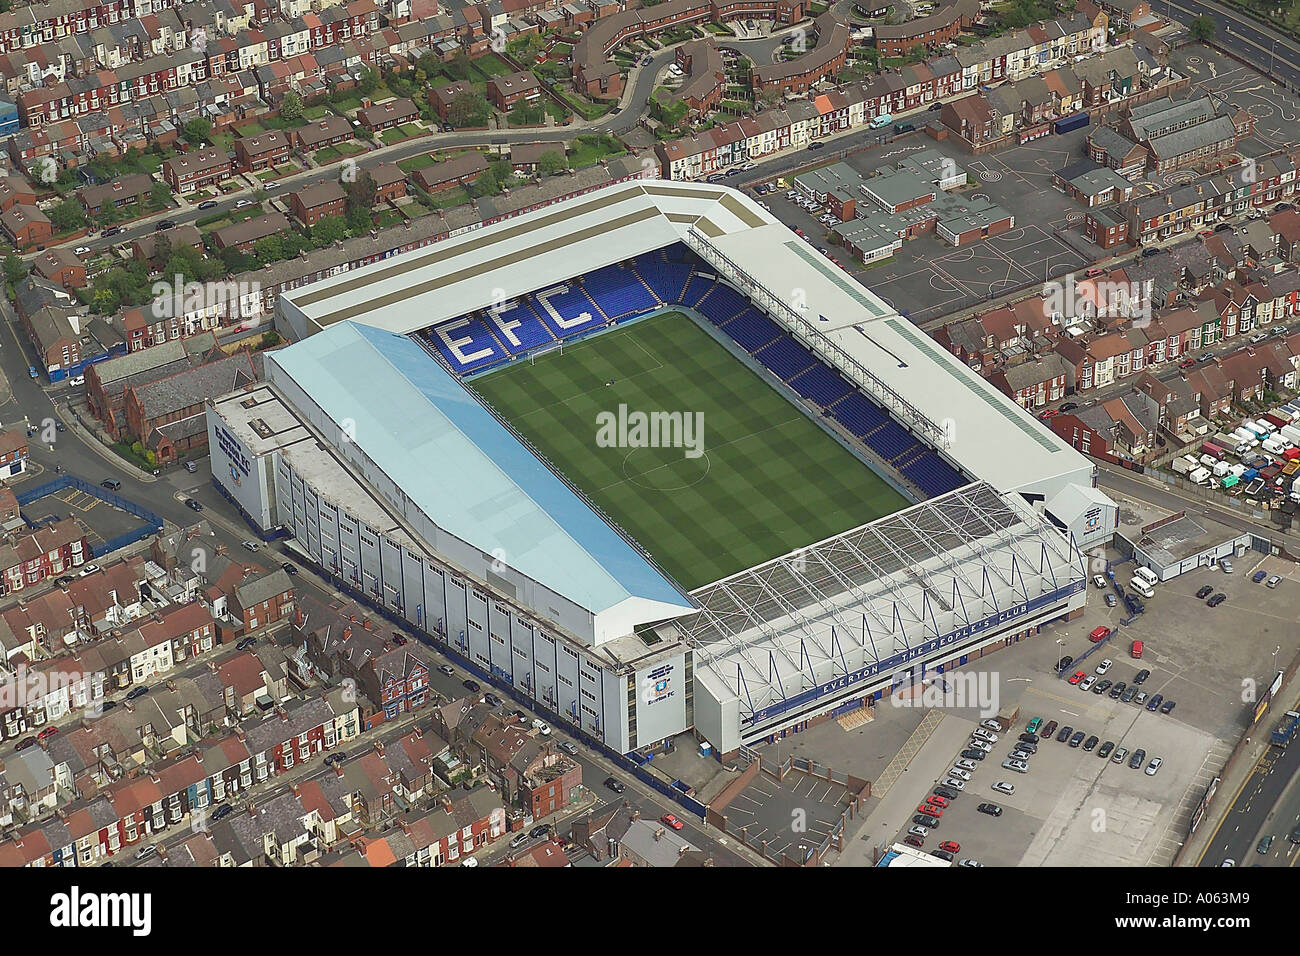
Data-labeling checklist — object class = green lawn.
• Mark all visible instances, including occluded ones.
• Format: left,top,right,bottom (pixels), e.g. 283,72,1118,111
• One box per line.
471,312,907,590
313,141,365,163
380,122,424,145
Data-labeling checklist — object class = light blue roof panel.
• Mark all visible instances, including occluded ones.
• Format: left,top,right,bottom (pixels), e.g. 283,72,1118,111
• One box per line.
271,322,691,615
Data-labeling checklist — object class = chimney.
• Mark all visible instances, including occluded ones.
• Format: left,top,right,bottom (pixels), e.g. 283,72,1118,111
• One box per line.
362,620,371,630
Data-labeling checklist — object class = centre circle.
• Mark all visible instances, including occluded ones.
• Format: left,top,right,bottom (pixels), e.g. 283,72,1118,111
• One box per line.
622,447,712,490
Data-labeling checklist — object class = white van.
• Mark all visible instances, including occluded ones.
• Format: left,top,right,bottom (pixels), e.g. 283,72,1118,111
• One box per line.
1133,567,1158,588
1129,578,1154,598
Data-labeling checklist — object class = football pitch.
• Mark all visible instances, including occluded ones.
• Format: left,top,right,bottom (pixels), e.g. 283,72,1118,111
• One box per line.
471,311,909,591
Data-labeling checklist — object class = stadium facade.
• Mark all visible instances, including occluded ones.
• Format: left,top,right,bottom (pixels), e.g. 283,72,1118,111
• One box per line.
208,179,1112,759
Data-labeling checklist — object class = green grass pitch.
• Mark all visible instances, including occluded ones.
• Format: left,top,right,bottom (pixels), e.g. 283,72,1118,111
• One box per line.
471,311,910,591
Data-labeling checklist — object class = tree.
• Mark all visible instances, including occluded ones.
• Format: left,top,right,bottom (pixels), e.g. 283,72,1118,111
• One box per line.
48,200,85,232
311,216,349,245
471,167,500,197
181,118,211,146
538,150,568,176
253,235,286,263
1189,15,1216,43
280,89,304,123
346,203,372,234
3,253,26,284
152,233,173,273
447,91,490,129
357,67,380,96
149,181,172,210
344,170,377,216
446,50,472,81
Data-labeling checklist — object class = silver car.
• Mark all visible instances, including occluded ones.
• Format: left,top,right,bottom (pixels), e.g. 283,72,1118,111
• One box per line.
954,758,978,771
968,739,993,754
948,767,971,781
942,777,966,790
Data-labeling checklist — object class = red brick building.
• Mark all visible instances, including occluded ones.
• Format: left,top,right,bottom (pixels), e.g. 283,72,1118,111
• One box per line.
429,80,475,121
358,97,419,132
0,204,52,250
0,427,29,480
290,182,348,226
294,116,356,151
163,149,233,194
78,173,154,217
412,152,488,193
488,71,541,111
0,518,92,595
31,248,87,289
233,130,292,173
368,163,408,203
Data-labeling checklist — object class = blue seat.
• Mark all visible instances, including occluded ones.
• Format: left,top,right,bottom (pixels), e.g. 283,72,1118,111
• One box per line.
900,452,968,498
830,392,888,437
721,309,784,353
482,301,557,355
641,262,694,304
680,275,716,309
425,315,509,375
582,264,659,319
754,336,817,381
530,283,604,339
697,286,750,325
863,420,915,461
790,364,855,407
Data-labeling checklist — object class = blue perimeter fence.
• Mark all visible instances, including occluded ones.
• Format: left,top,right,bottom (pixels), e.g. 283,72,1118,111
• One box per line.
17,475,163,557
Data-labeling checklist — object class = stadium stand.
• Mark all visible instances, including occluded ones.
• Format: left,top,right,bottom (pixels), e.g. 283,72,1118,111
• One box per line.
790,364,855,407
427,315,510,374
485,301,559,355
720,308,783,352
830,392,889,436
679,274,716,309
754,336,818,382
582,264,660,319
863,420,917,462
531,282,606,338
900,451,967,498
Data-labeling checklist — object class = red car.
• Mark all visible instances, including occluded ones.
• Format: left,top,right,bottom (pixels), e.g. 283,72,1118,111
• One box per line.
1068,670,1087,685
939,840,961,853
927,794,949,808
1089,625,1110,643
1199,230,1214,238
1039,408,1060,420
37,726,58,739
904,835,924,848
1178,357,1196,369
660,813,684,831
1131,640,1144,659
916,804,943,818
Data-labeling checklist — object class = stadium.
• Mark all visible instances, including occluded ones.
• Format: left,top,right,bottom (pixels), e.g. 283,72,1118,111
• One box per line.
209,178,1114,759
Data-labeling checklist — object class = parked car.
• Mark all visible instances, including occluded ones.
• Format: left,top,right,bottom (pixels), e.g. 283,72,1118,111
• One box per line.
1145,756,1163,776
947,767,971,781
185,498,203,511
1196,585,1214,598
126,685,149,701
1055,655,1073,671
992,781,1015,795
1068,670,1086,685
1266,575,1282,588
156,219,177,231
912,814,940,828
1001,759,1028,773
1128,748,1147,769
437,664,455,676
1146,693,1164,712
604,776,625,794
1042,720,1058,740
14,737,37,751
1092,679,1112,696
933,785,959,800
904,835,925,847
1018,733,1039,745
509,833,530,849
1104,593,1117,607
916,803,944,818
1121,685,1138,703
37,726,58,739
100,478,121,490
557,741,578,756
942,777,966,790
197,199,219,210
241,540,260,552
1082,735,1099,752
235,637,256,651
101,226,122,237
660,813,684,830
1056,724,1073,743
462,679,481,693
135,843,159,860
1112,746,1129,764
1220,559,1234,573
1079,676,1096,691
1133,691,1148,707
483,692,502,707
1095,658,1112,675
980,718,1001,732
1160,699,1177,714
1089,625,1110,642
1069,731,1085,748
930,849,955,861
955,757,979,770
977,803,1003,817
1098,740,1114,759
1109,681,1127,699
210,803,235,821
1133,669,1150,685
1208,593,1227,607
926,794,949,809
1009,748,1032,761
906,827,928,839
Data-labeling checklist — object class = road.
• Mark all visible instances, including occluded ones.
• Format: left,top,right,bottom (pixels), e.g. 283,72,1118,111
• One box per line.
1166,0,1300,92
1196,733,1300,866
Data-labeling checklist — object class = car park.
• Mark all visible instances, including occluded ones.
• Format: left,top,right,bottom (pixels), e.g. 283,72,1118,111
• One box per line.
1068,731,1085,748
1042,720,1058,740
1068,670,1086,685
1083,735,1099,752
913,814,940,828
1092,679,1112,695
1109,681,1126,699
1097,741,1114,759
1056,725,1073,742
1079,676,1096,692
977,803,1003,817
1145,757,1163,776
1128,748,1147,769
1160,699,1176,715
1120,686,1138,703
916,804,944,818
1146,693,1164,712
992,781,1015,795
1095,658,1112,675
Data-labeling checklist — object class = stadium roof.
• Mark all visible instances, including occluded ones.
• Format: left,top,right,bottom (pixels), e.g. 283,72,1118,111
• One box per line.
267,322,695,623
279,177,1097,501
